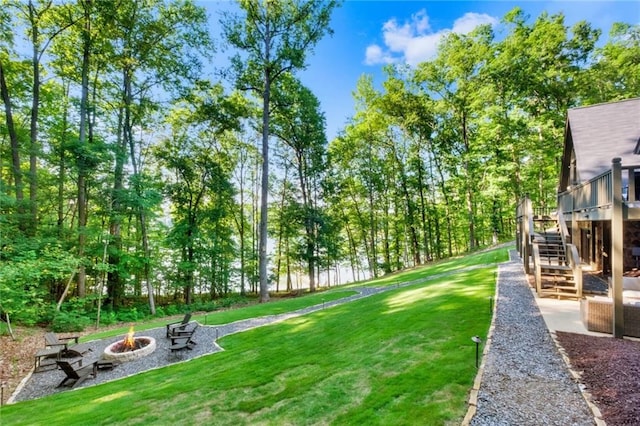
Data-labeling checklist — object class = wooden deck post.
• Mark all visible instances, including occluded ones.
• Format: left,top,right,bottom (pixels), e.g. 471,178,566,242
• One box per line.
523,196,531,274
612,157,624,338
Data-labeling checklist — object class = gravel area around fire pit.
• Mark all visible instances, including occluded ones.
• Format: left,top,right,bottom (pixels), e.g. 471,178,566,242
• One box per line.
470,251,596,425
11,286,391,403
11,325,222,402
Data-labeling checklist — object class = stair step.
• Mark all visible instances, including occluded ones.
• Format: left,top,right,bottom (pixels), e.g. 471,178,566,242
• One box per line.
548,285,578,291
539,291,581,299
540,265,571,271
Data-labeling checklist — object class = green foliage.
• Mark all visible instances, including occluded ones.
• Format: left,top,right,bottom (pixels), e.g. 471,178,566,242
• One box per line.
51,311,91,333
217,294,250,309
0,240,78,325
115,307,141,323
0,1,637,330
97,311,118,326
0,321,9,336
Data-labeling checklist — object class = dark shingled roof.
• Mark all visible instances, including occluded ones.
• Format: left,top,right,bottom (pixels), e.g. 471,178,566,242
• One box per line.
567,98,640,183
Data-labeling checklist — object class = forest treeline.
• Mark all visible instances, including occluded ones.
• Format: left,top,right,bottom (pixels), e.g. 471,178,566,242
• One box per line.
0,0,638,328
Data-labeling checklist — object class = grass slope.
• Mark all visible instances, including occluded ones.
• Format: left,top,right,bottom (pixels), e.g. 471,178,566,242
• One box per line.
0,247,509,425
83,290,357,342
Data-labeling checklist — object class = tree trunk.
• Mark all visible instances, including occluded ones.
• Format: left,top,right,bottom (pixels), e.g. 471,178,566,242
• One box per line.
367,177,378,278
0,61,27,232
186,226,194,305
416,141,431,261
107,100,126,308
295,152,316,292
397,158,421,265
76,3,91,298
344,217,359,282
461,110,476,251
431,143,453,257
275,171,289,294
258,20,271,303
349,191,372,277
238,153,246,296
56,82,70,237
285,237,292,292
382,187,391,273
124,71,155,314
28,1,40,233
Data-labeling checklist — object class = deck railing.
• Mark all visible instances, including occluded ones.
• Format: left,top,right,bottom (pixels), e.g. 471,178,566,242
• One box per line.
555,158,640,337
558,169,613,213
558,164,640,214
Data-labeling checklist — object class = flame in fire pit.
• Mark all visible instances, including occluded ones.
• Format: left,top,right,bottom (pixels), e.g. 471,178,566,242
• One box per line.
122,325,135,350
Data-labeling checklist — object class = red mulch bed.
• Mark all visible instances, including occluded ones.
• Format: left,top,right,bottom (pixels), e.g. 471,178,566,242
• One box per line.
556,331,640,426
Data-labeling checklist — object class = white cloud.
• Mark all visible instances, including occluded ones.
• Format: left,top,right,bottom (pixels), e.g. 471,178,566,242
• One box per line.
403,33,442,66
365,44,396,66
365,9,498,67
452,12,498,35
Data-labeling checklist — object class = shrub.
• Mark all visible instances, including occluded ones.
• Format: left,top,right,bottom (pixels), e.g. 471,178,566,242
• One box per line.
190,300,218,312
98,311,118,326
164,305,181,316
219,295,249,308
51,311,91,332
116,307,140,323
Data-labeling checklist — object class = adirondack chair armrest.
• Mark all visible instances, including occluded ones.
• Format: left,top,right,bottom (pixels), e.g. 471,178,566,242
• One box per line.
169,322,197,337
45,341,69,349
57,335,80,344
166,319,184,327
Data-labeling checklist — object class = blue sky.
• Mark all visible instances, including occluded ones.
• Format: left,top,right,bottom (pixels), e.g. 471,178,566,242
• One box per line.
201,1,640,141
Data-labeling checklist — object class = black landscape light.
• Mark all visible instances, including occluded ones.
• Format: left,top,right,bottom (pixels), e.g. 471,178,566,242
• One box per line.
471,336,482,368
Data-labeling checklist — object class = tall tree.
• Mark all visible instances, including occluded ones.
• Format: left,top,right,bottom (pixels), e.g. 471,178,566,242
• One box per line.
75,0,91,297
271,74,327,292
22,0,76,233
222,0,338,302
0,5,27,232
415,25,494,251
158,82,243,303
101,0,210,309
586,23,640,102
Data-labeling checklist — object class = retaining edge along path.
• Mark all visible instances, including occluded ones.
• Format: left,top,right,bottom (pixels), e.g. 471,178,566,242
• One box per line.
465,251,597,426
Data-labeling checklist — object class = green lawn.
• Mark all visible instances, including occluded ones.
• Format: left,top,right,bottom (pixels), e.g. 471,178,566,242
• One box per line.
0,246,509,425
356,246,509,288
83,290,357,342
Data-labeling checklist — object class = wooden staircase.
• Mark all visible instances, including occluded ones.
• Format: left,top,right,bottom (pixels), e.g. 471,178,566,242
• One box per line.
532,216,583,299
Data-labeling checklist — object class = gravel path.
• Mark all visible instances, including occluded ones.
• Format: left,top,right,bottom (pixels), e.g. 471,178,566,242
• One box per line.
470,251,596,425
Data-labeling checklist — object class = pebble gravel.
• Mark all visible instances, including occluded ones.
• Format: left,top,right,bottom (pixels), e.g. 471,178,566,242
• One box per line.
470,251,595,425
10,287,387,403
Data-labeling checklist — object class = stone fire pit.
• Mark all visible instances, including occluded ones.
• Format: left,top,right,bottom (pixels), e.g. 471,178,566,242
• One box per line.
103,336,157,362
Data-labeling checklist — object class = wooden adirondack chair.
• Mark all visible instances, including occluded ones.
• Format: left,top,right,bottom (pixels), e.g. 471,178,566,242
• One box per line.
56,360,98,388
34,347,62,372
44,332,92,357
166,313,192,337
169,324,198,352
